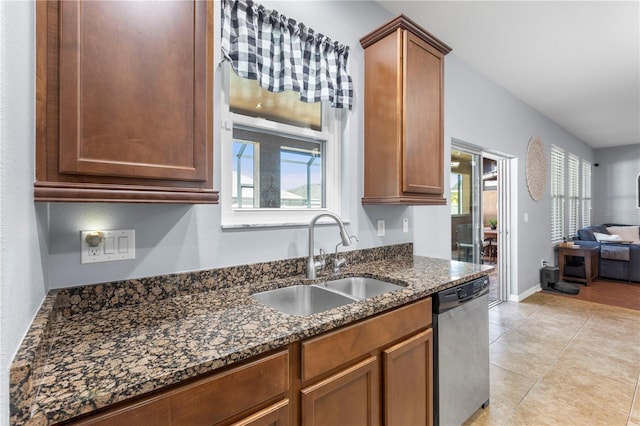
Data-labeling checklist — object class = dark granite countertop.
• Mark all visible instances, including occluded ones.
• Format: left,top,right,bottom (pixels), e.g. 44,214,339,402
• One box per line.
10,246,492,425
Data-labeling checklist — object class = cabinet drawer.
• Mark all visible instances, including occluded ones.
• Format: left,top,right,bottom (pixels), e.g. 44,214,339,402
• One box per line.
302,298,431,381
230,399,290,426
69,397,171,426
170,350,289,425
70,350,289,426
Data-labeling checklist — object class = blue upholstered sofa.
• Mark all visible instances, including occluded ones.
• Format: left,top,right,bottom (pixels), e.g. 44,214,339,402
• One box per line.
573,224,640,282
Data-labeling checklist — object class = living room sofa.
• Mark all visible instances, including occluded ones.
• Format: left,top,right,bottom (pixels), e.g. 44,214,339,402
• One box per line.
573,224,640,282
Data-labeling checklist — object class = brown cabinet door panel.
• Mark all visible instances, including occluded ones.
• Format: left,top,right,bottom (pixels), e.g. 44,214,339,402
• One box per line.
383,329,434,426
59,1,206,181
402,32,444,195
36,0,216,202
301,356,380,426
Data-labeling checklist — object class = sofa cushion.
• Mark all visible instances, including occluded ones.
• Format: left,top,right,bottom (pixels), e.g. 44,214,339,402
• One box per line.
594,232,623,242
606,225,640,244
577,225,609,241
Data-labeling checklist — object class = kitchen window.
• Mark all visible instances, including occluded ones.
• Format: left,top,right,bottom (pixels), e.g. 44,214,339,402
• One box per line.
219,0,352,227
220,63,343,227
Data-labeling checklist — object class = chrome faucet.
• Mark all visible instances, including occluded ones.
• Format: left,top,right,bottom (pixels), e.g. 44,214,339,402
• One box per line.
307,212,355,279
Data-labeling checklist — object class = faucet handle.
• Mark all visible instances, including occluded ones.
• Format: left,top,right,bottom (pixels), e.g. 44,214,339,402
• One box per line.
333,243,347,274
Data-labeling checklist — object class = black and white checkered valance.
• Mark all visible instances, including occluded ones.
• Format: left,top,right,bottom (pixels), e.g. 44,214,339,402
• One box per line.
221,0,353,110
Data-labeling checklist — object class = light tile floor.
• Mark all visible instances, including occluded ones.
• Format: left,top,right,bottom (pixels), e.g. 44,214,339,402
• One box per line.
465,291,640,426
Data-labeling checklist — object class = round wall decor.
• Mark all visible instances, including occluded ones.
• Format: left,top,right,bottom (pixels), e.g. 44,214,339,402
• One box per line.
525,136,546,201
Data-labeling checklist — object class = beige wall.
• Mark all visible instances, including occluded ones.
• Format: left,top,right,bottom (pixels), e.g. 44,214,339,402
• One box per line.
483,190,497,226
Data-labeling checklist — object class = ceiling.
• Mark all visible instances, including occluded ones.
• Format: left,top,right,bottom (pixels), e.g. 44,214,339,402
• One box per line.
375,1,640,149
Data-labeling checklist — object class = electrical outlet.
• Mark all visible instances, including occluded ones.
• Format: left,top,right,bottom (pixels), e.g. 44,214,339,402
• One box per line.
402,218,409,233
377,219,385,237
88,245,101,257
81,229,135,264
541,259,547,267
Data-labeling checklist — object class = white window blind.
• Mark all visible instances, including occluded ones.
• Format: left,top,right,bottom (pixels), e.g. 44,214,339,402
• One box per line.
568,154,579,238
581,160,591,227
550,146,565,244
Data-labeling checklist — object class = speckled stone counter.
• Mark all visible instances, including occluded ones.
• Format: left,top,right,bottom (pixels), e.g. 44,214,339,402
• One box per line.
10,244,493,425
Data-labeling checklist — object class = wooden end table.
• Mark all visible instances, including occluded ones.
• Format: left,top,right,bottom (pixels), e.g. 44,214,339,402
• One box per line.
557,245,599,286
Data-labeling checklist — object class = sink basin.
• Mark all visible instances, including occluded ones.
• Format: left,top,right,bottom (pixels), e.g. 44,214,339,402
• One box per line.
252,285,357,316
318,277,403,300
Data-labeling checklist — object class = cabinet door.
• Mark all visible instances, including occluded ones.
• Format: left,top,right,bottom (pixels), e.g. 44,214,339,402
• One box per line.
301,356,380,426
382,329,433,426
231,399,290,426
402,31,444,196
35,0,217,203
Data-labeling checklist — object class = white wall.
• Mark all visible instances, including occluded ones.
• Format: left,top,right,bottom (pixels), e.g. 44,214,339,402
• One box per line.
592,144,640,225
0,1,49,424
413,53,595,297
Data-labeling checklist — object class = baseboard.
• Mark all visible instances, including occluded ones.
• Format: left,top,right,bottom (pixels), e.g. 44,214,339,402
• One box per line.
509,284,542,302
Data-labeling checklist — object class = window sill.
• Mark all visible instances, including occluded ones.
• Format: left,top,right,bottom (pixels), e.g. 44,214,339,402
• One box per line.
221,217,351,230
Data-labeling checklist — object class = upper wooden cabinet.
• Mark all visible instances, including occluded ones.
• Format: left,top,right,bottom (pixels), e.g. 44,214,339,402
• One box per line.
35,1,218,203
360,15,451,205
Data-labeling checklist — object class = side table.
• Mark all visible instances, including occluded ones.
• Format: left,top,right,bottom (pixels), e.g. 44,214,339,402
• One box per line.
557,246,599,286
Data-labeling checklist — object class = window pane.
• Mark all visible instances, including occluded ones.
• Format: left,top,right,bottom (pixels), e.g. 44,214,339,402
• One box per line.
232,126,325,209
229,69,322,130
232,141,257,208
280,147,323,208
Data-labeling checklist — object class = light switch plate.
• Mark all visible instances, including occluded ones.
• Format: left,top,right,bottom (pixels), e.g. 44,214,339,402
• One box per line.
81,229,135,264
377,219,385,237
402,218,409,233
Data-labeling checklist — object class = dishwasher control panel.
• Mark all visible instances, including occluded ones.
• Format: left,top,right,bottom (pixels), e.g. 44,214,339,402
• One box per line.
433,276,490,313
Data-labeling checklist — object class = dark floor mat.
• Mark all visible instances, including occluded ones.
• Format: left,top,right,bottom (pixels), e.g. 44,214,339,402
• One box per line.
548,281,580,295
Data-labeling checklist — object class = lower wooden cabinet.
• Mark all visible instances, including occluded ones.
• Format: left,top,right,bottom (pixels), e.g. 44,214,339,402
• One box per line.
301,357,380,426
383,329,434,426
299,298,433,426
64,298,433,426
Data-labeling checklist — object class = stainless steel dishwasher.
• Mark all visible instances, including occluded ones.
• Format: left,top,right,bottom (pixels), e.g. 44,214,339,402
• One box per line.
433,276,490,426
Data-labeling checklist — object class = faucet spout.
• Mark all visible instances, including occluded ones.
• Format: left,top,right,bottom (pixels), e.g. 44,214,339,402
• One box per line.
307,212,353,279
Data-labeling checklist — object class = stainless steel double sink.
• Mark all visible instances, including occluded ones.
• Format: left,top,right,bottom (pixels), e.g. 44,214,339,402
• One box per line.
252,277,403,316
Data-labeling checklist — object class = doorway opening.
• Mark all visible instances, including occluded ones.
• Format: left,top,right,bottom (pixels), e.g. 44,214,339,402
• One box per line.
450,142,513,305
